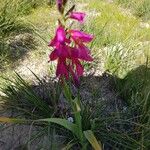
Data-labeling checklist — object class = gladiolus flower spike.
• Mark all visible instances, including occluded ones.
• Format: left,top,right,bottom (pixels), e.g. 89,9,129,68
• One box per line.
49,1,94,86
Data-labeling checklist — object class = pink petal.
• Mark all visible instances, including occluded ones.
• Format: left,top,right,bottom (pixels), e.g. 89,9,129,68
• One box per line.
56,58,69,79
57,45,70,58
56,26,66,43
74,59,84,76
49,45,70,62
48,36,57,47
78,45,93,61
69,12,86,23
49,49,58,61
68,47,78,58
48,26,66,47
70,46,93,61
69,30,94,43
68,65,80,87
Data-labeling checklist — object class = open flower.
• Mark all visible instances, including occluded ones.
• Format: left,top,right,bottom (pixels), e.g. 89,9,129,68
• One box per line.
69,30,94,43
74,45,93,61
48,26,69,48
69,46,93,62
49,45,69,60
69,12,86,23
49,26,69,61
68,30,94,62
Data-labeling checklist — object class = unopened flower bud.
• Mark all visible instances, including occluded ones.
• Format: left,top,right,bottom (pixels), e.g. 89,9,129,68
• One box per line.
56,0,64,14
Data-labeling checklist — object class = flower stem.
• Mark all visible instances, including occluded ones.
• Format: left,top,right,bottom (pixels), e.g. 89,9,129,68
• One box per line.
63,81,85,146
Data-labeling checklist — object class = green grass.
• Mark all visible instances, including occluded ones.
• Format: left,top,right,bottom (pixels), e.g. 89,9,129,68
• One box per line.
115,0,150,20
0,0,50,36
0,0,55,70
118,64,150,149
0,0,31,69
83,0,150,77
0,72,59,118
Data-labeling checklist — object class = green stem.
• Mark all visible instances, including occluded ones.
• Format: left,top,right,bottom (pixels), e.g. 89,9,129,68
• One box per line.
63,81,85,147
75,91,84,143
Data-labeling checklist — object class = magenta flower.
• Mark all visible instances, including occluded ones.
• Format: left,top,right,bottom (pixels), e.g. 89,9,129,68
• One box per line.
76,45,93,61
49,45,69,60
48,12,94,86
68,59,84,86
72,59,84,76
56,58,69,79
51,54,84,84
48,26,70,61
69,12,86,23
69,30,94,62
49,26,69,48
70,46,93,61
69,30,94,43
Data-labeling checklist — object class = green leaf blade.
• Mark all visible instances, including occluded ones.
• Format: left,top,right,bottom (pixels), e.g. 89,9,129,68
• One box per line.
38,118,78,137
84,130,102,150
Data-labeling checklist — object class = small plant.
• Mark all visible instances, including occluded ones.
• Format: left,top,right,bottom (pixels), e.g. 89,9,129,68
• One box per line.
0,0,102,149
46,0,101,149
